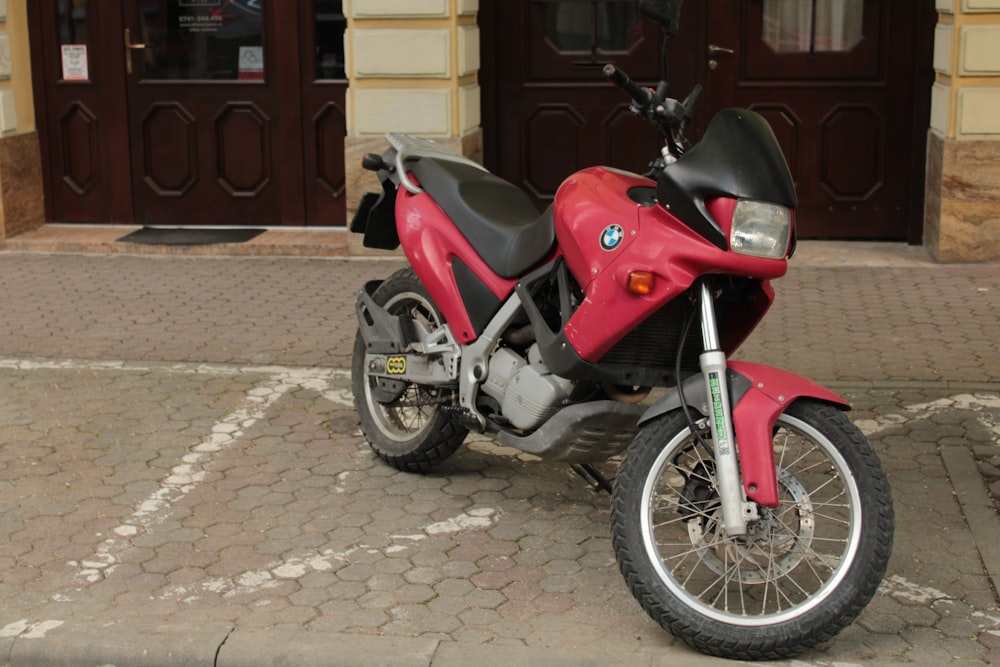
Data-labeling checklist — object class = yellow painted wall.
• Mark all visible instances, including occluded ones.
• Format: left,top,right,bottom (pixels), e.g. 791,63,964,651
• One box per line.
932,0,1000,139
0,0,36,134
345,0,480,138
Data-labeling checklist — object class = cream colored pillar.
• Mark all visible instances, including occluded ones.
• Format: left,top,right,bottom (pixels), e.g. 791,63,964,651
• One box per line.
343,0,481,235
926,0,1000,261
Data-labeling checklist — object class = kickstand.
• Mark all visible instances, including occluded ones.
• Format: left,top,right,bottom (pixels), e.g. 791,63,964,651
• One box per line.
571,464,614,495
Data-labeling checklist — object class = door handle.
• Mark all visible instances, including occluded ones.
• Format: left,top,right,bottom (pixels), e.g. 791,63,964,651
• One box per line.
708,44,735,57
124,28,151,75
707,44,735,70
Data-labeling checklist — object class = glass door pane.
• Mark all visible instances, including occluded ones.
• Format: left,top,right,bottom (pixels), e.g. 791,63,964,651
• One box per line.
136,0,264,81
543,0,641,55
762,0,863,55
314,0,346,80
56,0,90,81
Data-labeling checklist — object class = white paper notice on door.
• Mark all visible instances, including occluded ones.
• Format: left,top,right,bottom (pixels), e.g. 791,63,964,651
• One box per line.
238,46,264,80
61,44,89,81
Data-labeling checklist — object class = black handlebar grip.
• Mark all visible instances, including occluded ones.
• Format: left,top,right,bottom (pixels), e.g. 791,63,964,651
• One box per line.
602,64,653,109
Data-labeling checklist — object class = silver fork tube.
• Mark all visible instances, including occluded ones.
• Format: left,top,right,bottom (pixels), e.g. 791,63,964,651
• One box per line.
698,282,748,537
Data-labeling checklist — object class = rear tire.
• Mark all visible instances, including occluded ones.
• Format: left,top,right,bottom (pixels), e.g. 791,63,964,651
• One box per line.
351,268,467,472
611,399,893,660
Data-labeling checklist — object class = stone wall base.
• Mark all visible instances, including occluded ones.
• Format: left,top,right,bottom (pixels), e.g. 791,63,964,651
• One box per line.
924,131,1000,262
0,131,44,243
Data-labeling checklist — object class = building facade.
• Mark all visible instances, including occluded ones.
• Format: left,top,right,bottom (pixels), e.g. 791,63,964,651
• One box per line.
0,1,996,261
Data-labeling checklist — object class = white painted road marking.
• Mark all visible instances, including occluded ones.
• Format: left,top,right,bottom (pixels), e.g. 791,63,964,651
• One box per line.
158,507,501,601
856,392,1000,442
75,374,293,584
0,358,350,585
0,620,65,639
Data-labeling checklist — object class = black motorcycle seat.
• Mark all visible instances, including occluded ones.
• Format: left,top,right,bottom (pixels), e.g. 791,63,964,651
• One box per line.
410,157,555,279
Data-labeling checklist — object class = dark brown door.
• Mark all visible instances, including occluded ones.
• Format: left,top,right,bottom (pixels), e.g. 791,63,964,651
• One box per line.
299,1,349,227
482,0,934,240
705,0,933,240
124,0,300,225
29,0,348,227
481,0,665,210
28,1,133,223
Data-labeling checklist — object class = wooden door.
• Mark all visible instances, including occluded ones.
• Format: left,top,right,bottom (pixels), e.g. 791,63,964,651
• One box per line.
481,0,666,210
28,0,133,223
482,0,934,240
123,0,300,225
30,1,348,227
705,0,933,240
299,0,349,227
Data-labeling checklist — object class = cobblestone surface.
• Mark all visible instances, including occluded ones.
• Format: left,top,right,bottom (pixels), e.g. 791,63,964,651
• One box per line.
0,249,997,665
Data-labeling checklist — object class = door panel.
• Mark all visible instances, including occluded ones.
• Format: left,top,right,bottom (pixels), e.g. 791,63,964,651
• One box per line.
29,0,132,222
300,0,348,226
125,0,287,225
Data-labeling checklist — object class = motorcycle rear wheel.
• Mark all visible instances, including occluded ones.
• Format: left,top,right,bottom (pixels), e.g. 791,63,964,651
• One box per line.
351,268,468,472
611,399,893,660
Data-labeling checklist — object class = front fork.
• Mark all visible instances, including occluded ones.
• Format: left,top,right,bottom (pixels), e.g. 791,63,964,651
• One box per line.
697,282,757,537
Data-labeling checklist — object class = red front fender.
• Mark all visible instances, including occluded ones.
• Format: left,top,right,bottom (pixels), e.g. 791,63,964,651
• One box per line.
639,361,850,508
727,361,850,507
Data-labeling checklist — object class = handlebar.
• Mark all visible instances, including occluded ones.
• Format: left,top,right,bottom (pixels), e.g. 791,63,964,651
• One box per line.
603,63,699,134
602,64,653,110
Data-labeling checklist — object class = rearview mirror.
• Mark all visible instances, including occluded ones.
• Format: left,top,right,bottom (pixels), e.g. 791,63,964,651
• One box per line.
639,0,683,37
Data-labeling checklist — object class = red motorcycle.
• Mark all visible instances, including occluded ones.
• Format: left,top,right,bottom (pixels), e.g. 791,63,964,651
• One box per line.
349,0,893,659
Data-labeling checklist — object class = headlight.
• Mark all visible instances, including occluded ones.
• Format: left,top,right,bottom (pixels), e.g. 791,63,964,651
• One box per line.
730,200,792,259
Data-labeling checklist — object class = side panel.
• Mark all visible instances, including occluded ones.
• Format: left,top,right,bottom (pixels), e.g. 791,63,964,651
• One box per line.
555,167,646,287
395,190,518,343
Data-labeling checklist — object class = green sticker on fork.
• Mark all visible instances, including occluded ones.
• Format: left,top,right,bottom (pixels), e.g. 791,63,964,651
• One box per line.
708,372,730,455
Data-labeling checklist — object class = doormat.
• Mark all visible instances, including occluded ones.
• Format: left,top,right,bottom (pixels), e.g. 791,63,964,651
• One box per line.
117,227,266,246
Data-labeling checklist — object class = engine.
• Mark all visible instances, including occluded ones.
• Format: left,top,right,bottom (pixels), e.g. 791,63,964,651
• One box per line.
480,346,575,431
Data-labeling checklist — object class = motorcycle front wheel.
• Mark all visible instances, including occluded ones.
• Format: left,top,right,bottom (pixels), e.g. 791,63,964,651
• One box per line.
351,268,468,473
611,399,893,660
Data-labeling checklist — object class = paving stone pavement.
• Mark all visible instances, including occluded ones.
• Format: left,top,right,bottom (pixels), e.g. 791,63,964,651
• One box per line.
0,246,997,665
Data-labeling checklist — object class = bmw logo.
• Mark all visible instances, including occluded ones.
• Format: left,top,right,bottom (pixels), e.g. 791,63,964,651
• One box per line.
600,224,625,251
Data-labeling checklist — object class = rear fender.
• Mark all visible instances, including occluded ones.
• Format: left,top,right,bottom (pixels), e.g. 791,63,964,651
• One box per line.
639,360,849,507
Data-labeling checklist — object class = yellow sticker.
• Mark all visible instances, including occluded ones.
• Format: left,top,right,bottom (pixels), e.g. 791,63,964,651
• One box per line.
386,357,406,374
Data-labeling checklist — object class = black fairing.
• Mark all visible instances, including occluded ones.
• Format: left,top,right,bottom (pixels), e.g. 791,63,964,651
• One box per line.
657,108,797,250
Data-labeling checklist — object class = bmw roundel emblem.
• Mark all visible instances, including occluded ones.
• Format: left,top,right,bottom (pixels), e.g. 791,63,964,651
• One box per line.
600,224,625,251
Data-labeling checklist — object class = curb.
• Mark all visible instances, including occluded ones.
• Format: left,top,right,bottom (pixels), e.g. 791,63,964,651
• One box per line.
2,622,720,667
6,621,232,667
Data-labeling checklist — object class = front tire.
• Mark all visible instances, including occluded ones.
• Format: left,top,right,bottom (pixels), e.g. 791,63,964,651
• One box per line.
351,268,468,472
611,399,893,660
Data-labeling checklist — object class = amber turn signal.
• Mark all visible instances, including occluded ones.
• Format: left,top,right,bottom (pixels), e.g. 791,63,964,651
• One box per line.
626,271,655,295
